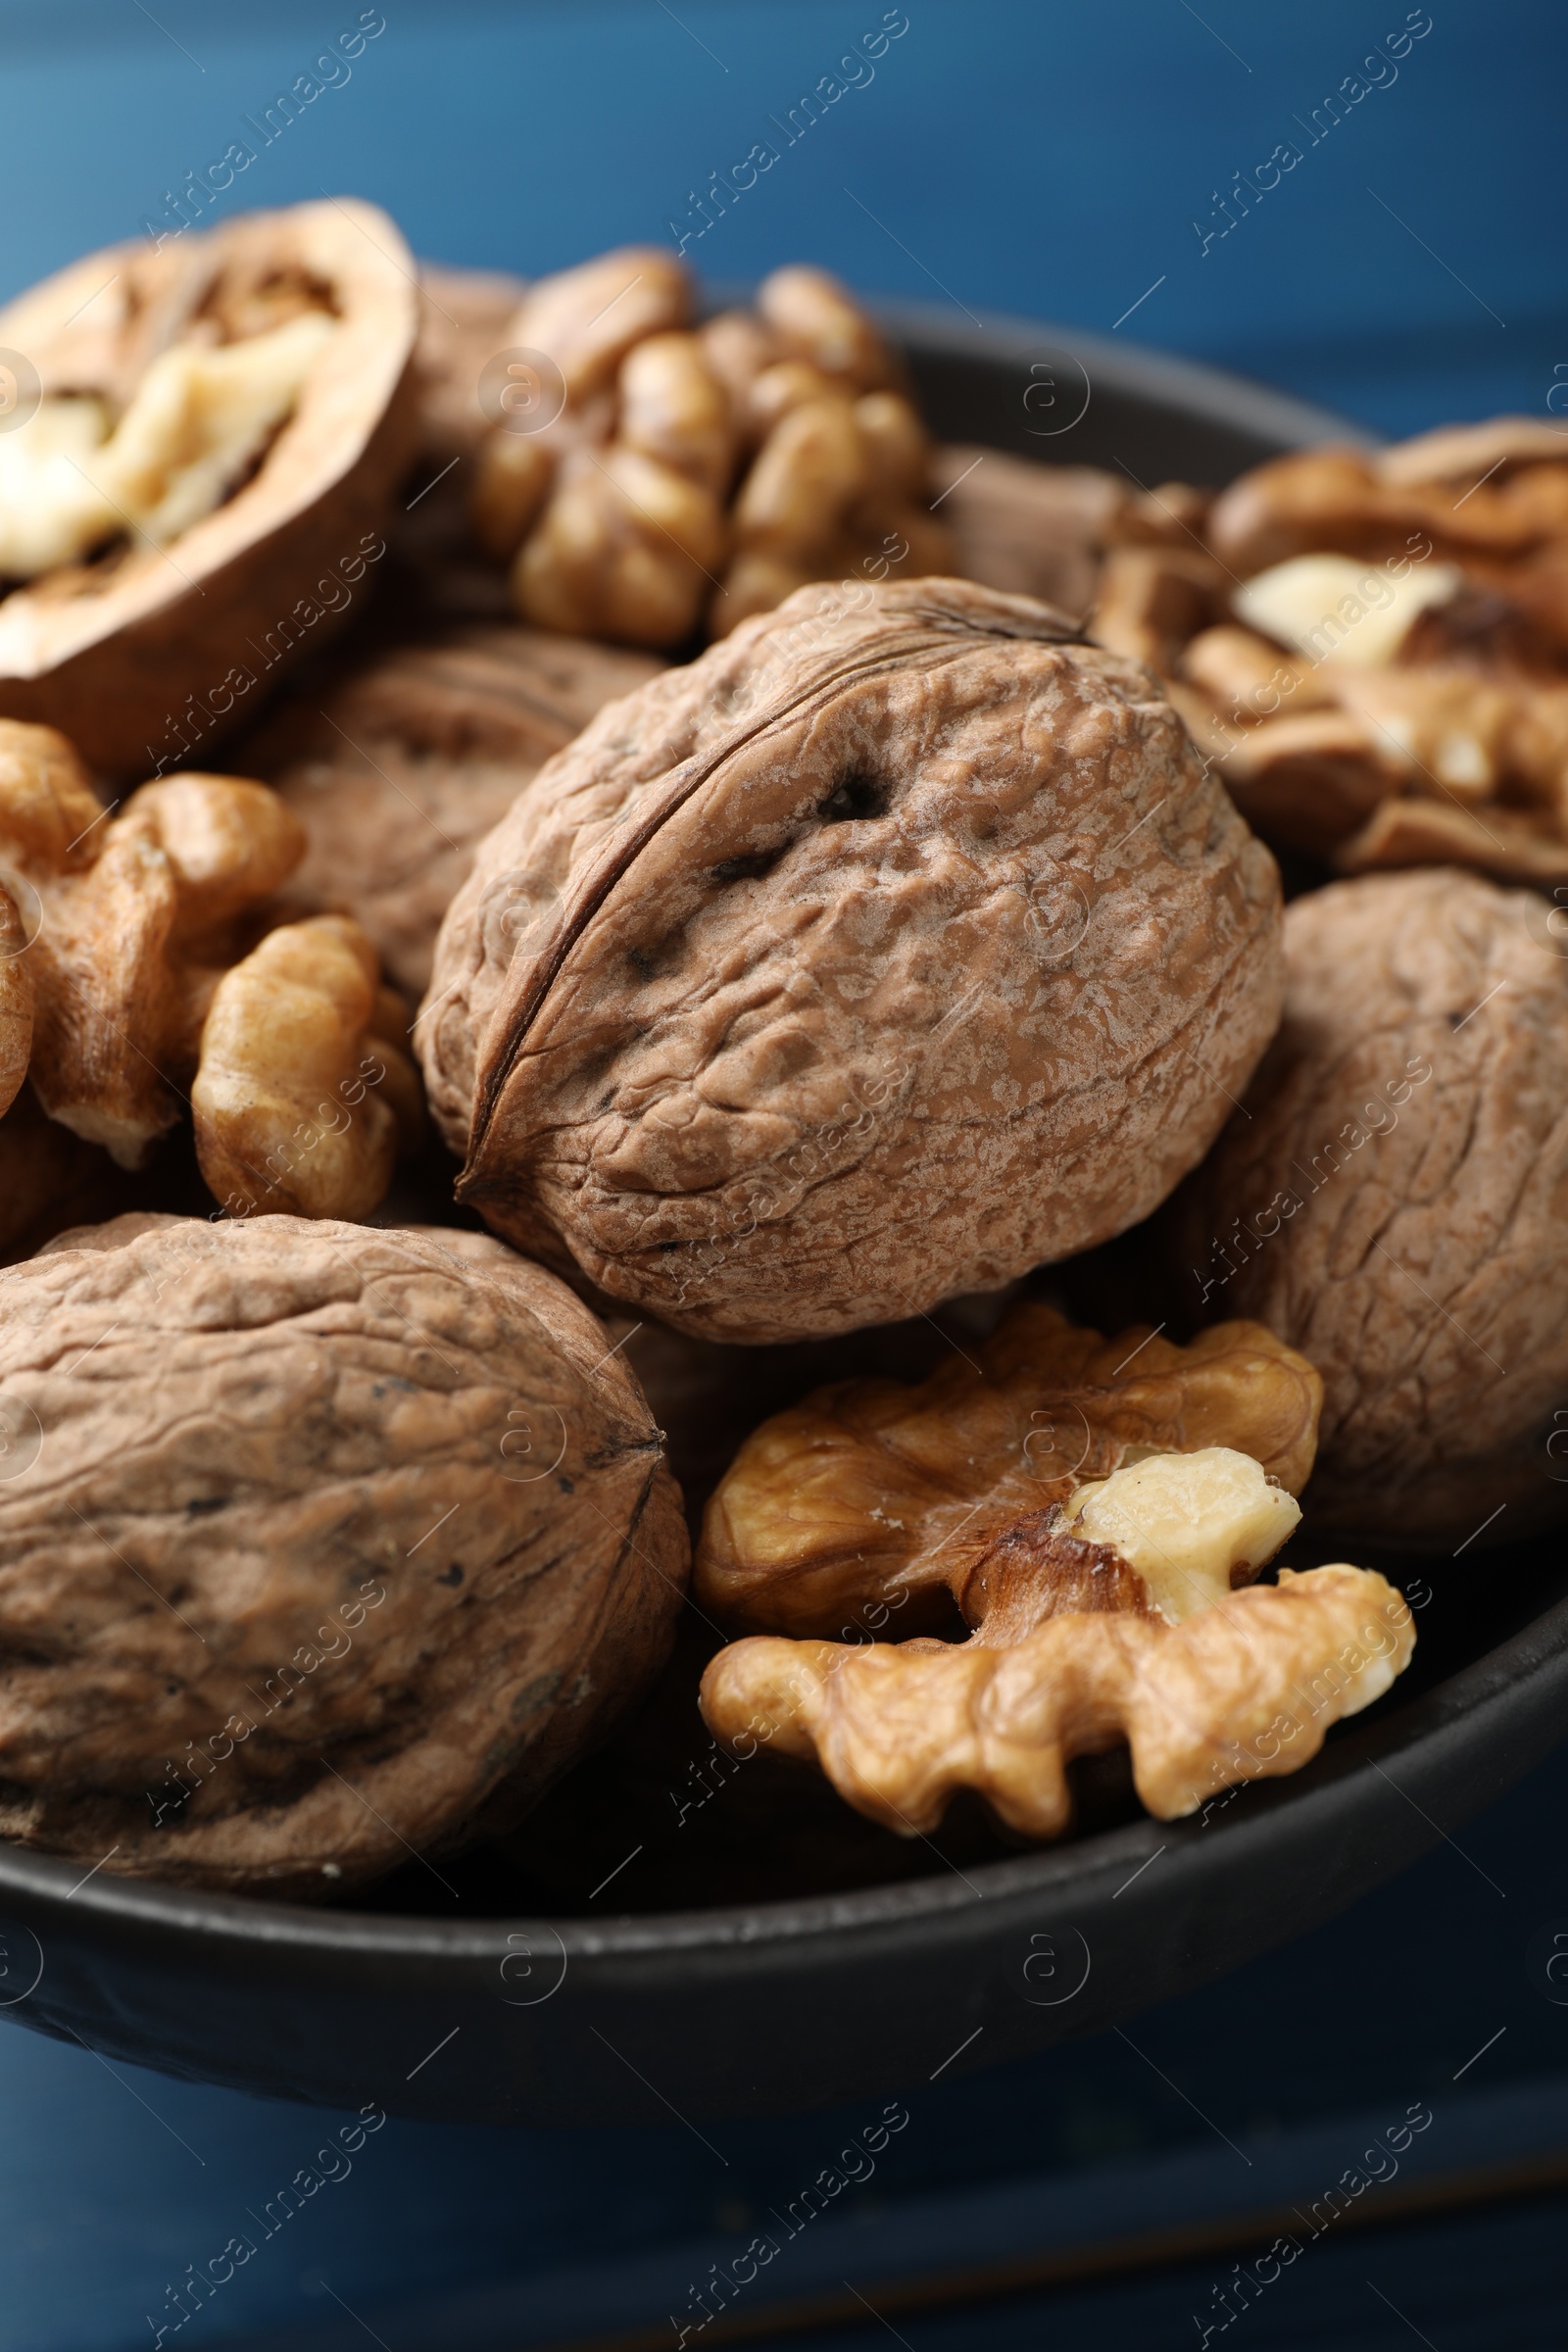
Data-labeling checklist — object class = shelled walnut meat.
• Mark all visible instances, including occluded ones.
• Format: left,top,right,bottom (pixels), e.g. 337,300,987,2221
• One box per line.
0,1214,687,1894
0,715,420,1222
419,575,1286,1343
192,913,423,1221
469,250,952,648
1171,867,1568,1544
0,201,420,777
1094,417,1568,887
0,721,305,1163
697,1303,1414,1835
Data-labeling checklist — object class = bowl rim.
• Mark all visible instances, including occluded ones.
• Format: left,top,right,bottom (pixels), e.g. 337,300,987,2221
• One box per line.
856,289,1384,456
3,1566,1564,1970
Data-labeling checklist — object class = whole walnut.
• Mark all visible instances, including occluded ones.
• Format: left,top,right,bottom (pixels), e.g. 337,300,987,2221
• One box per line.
419,576,1285,1342
1170,868,1568,1544
0,1214,686,1895
236,621,662,998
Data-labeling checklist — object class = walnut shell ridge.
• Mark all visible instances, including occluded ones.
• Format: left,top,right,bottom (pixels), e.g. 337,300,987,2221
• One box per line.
0,1213,687,1895
419,576,1285,1342
1170,868,1568,1544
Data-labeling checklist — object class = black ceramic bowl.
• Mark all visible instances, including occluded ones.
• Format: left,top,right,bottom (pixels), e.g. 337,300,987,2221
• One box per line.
1,305,1558,2130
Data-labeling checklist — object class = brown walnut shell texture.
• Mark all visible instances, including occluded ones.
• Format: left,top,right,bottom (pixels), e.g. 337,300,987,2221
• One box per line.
411,263,528,463
0,201,419,779
930,447,1125,622
239,621,662,998
419,576,1285,1343
0,1214,686,1896
1171,867,1568,1544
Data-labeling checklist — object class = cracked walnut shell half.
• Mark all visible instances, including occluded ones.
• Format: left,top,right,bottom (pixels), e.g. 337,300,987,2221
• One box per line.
696,1303,1415,1835
418,575,1285,1343
0,201,419,778
0,1214,687,1896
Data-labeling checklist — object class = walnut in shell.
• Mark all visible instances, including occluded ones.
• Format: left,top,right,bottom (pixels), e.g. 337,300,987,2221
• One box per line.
0,1214,687,1895
694,1302,1413,1834
1170,867,1568,1543
233,621,663,998
412,263,528,463
419,575,1285,1344
0,201,419,777
930,446,1125,622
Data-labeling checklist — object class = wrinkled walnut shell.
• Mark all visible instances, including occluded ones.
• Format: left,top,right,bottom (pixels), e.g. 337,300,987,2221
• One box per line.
419,575,1285,1343
234,621,663,999
931,447,1125,622
0,1213,686,1895
0,201,419,778
1170,868,1568,1543
412,263,528,462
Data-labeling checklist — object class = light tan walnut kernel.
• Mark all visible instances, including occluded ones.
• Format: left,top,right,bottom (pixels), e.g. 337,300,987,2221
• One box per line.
502,245,692,407
618,331,735,497
471,433,556,565
1118,420,1568,890
476,251,953,647
690,1300,1413,1840
513,445,727,648
694,1301,1322,1639
0,736,308,1167
701,1567,1415,1837
192,913,420,1222
756,265,898,392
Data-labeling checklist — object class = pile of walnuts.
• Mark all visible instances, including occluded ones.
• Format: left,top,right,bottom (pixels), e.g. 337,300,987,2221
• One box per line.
8,199,1564,1909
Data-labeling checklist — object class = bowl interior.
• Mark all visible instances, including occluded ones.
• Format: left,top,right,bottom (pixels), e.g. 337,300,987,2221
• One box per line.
3,308,1552,2130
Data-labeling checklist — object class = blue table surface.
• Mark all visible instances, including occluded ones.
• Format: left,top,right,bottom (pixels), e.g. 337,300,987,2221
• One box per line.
2,4,1567,2346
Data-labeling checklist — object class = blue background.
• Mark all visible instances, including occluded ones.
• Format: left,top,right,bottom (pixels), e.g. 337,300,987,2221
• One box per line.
2,4,1567,2346
0,0,1561,436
